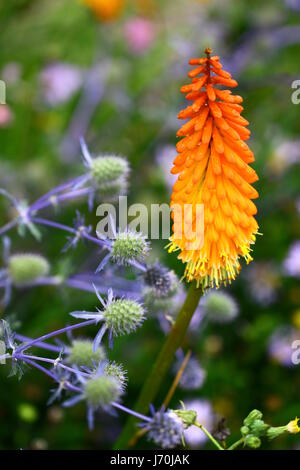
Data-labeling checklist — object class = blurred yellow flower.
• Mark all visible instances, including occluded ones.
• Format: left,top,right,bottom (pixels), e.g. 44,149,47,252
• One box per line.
292,309,300,329
83,0,125,22
287,417,300,434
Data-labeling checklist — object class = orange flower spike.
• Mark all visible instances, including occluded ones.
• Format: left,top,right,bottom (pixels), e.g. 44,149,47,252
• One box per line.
168,48,259,291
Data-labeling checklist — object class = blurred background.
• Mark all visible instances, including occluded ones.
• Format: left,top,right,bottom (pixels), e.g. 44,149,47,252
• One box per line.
0,0,300,450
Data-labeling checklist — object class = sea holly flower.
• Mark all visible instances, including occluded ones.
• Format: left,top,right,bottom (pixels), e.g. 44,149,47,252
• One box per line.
47,369,73,405
63,363,123,430
168,48,259,291
62,211,92,253
104,361,127,392
0,237,52,306
143,262,178,298
70,285,146,350
0,190,41,240
142,406,184,449
110,230,150,267
67,339,106,369
173,355,206,391
79,138,130,207
8,254,50,285
96,228,150,272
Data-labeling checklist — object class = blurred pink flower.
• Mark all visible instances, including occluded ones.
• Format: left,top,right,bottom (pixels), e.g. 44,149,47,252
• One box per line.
245,262,280,306
124,17,156,55
268,326,300,367
183,399,214,447
40,63,83,106
0,105,13,127
267,139,300,176
283,241,300,278
2,62,22,85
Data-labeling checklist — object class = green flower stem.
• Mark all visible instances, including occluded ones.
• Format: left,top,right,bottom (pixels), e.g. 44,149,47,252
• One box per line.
194,421,224,450
228,438,245,450
114,282,202,449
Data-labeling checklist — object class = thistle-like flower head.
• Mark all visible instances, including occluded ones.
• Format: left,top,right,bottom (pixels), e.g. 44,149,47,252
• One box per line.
84,374,122,407
144,262,178,298
70,286,146,350
80,138,129,204
8,253,50,285
63,362,124,430
104,361,127,391
67,339,106,369
145,408,184,449
103,298,145,337
111,230,150,266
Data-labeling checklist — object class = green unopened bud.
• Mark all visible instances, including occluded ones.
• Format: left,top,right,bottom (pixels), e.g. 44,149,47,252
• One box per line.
202,291,238,323
243,409,263,427
91,156,129,199
111,231,150,266
103,299,145,336
84,375,121,407
267,425,287,440
68,340,106,368
251,419,269,436
173,409,197,429
240,425,250,436
104,361,127,389
8,254,49,284
244,434,261,449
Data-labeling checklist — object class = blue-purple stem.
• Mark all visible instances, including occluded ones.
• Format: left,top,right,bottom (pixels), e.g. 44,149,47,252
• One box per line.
29,175,89,212
30,187,93,213
16,319,96,353
30,216,111,249
15,334,62,353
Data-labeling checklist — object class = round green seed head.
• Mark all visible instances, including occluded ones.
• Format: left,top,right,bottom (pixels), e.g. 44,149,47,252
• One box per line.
202,291,238,323
103,299,145,336
84,375,121,407
111,231,150,265
8,254,50,284
100,179,127,200
104,361,127,389
91,156,129,187
68,340,106,368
